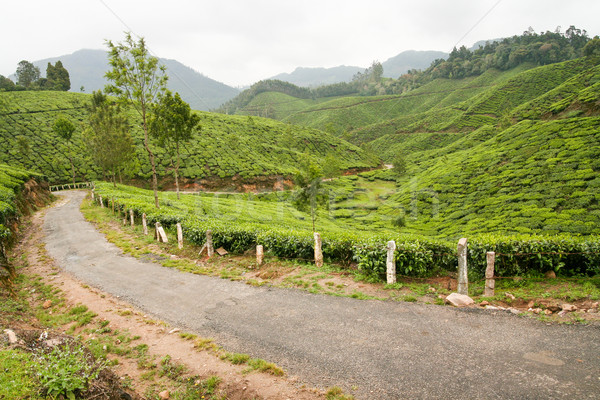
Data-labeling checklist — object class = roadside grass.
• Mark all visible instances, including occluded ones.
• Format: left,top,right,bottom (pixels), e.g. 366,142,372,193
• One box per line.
80,195,600,324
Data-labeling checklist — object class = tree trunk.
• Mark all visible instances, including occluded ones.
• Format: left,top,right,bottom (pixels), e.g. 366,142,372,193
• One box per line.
175,142,181,200
142,110,160,208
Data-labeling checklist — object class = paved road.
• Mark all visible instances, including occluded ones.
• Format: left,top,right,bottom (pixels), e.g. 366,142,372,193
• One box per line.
44,191,600,399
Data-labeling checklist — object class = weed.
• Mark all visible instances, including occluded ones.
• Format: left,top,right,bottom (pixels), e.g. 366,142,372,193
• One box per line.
245,358,285,376
326,386,354,400
159,355,187,380
179,332,198,341
221,352,250,365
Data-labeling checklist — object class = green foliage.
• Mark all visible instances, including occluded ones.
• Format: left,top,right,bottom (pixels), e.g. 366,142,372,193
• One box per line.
293,160,327,231
15,60,40,89
35,341,105,399
0,91,376,185
45,61,71,91
52,114,75,142
0,350,38,398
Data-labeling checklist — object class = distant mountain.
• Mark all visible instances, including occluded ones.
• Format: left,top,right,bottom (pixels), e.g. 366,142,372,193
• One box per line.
25,49,239,111
270,65,363,87
381,50,448,78
268,50,448,87
469,38,503,51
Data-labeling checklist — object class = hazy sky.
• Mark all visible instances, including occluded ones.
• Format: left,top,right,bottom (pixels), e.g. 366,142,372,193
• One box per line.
2,0,598,87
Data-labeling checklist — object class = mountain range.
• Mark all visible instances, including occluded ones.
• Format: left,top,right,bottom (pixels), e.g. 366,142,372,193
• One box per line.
269,50,448,87
25,49,240,111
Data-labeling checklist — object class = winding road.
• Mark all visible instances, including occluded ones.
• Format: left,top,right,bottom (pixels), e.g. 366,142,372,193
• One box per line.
44,191,600,399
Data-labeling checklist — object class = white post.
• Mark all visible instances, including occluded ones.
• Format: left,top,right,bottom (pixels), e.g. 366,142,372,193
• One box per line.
386,240,397,284
206,230,214,257
256,245,264,266
457,238,468,295
155,222,168,243
484,251,496,297
99,196,104,208
314,232,323,268
129,209,134,227
91,190,95,200
142,213,148,235
176,223,183,250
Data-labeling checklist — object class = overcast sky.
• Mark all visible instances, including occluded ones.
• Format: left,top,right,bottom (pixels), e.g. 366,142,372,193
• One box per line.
2,0,598,87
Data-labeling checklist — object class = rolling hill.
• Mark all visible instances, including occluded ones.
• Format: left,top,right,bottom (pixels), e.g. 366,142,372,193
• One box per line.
22,49,240,111
0,91,377,188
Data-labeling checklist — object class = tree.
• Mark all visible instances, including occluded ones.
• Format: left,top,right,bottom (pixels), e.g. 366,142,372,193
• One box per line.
391,154,407,177
83,91,135,187
105,32,168,208
0,75,16,91
150,90,199,199
46,61,70,91
16,60,40,88
52,115,77,185
293,160,328,232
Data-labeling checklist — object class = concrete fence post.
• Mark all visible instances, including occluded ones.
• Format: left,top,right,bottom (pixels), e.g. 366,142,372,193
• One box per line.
129,209,134,227
176,223,183,250
386,240,397,285
457,238,468,295
206,230,214,257
99,196,104,208
91,191,95,200
155,222,168,243
142,213,148,236
256,244,264,266
314,232,323,268
485,251,496,297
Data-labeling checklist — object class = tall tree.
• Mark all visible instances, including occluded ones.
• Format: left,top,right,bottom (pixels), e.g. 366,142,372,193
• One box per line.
15,60,40,88
52,115,76,185
293,160,328,232
105,32,168,208
83,91,135,187
46,61,71,91
150,90,199,199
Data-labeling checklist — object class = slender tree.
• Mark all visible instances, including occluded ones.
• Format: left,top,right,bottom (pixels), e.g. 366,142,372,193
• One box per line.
150,90,199,199
52,115,76,185
292,160,328,232
104,32,168,208
83,91,135,187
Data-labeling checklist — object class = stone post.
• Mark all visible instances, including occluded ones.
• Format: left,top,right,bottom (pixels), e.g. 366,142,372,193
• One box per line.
142,213,148,235
176,223,183,250
256,245,264,266
129,209,134,227
484,251,496,297
91,190,95,200
155,222,168,243
206,230,214,257
99,196,104,208
386,240,397,284
457,238,468,295
314,232,323,268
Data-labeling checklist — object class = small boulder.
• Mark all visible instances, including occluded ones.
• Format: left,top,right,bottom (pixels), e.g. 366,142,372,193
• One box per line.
505,292,516,300
544,309,553,315
159,390,170,400
532,308,542,314
42,300,52,309
485,305,500,310
445,293,474,307
527,300,535,308
544,270,557,279
507,307,521,315
561,304,577,312
546,304,561,312
479,300,490,306
3,329,17,344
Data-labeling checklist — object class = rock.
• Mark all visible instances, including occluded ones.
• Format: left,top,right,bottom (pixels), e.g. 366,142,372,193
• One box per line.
592,302,599,309
445,293,474,307
216,247,228,256
507,307,521,315
480,300,490,306
532,308,542,314
561,304,577,312
527,300,535,308
505,292,516,300
558,310,568,317
546,304,561,312
3,329,17,344
544,309,553,315
42,300,52,309
544,270,557,279
428,287,437,293
485,305,500,310
168,328,180,334
159,390,170,400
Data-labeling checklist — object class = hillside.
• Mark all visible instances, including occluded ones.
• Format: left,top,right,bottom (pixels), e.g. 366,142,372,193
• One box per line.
0,91,378,188
24,49,239,111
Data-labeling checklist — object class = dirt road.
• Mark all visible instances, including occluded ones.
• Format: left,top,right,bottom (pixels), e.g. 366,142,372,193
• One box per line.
44,191,600,399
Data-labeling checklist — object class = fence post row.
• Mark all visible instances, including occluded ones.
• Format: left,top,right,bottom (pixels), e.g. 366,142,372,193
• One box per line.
314,232,323,268
457,237,468,295
485,251,496,297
